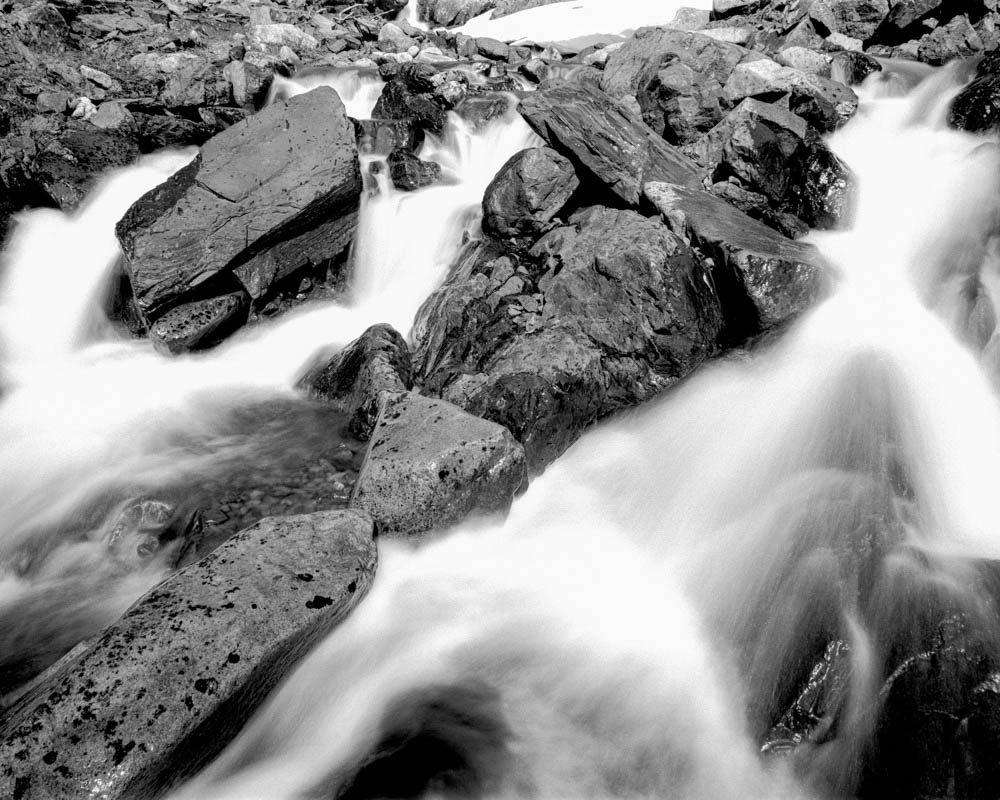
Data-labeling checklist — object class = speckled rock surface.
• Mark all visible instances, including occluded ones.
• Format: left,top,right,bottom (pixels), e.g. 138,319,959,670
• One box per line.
350,392,526,537
0,510,376,800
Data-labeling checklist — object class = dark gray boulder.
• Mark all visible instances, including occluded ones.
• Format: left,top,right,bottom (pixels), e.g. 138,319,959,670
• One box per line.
482,147,580,239
298,324,414,440
149,291,250,356
830,50,883,86
644,181,827,336
950,50,1000,134
414,207,723,470
372,63,450,136
116,86,361,328
386,148,442,191
684,98,853,230
350,392,527,537
517,83,702,207
0,510,377,800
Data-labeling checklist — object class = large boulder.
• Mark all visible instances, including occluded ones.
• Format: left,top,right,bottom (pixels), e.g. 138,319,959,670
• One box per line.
644,181,827,337
414,207,723,470
683,98,853,230
298,324,414,440
350,392,527,537
517,82,702,207
600,27,762,144
116,86,361,332
482,146,580,239
0,510,377,800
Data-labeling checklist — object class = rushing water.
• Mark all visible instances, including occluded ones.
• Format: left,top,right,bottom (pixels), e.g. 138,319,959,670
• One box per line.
1,6,999,798
167,64,1000,800
0,73,537,699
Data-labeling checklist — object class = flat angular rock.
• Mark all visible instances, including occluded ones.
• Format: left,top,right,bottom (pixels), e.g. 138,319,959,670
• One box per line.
518,82,701,206
482,146,579,238
299,324,414,439
0,510,377,800
350,392,527,537
645,181,827,334
116,86,361,322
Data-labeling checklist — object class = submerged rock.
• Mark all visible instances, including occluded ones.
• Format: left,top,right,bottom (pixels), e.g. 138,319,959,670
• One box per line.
350,392,527,537
482,147,579,239
116,85,361,332
518,82,702,207
414,207,723,470
644,181,827,337
0,510,377,800
299,324,414,440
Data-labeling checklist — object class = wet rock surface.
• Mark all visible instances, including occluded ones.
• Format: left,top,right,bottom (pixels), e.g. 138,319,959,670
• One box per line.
644,181,827,337
518,82,703,207
116,85,361,335
482,146,579,238
0,510,377,800
414,206,723,470
350,391,527,537
299,324,415,440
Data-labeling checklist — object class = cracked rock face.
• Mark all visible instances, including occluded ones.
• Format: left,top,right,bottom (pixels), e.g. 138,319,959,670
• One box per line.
115,85,361,329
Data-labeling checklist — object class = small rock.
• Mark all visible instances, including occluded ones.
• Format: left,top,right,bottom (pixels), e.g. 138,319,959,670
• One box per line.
350,392,527,537
89,101,133,131
79,64,120,92
71,97,97,120
386,148,442,191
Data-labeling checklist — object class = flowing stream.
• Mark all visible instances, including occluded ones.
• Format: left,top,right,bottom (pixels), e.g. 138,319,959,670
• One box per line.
169,62,1000,800
1,3,999,798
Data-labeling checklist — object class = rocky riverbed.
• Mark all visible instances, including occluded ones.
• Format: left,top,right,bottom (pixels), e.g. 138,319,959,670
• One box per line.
4,0,1000,797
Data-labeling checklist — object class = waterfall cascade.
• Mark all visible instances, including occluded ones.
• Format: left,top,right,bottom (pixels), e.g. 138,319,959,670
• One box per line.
2,1,1000,797
169,62,1000,800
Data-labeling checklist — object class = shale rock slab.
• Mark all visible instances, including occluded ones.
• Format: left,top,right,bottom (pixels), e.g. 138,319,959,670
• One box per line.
0,510,377,800
518,82,702,206
350,392,527,537
116,85,361,323
645,181,827,336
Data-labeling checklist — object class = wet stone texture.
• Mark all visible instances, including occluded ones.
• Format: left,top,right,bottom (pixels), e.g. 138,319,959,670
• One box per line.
0,509,377,800
350,392,527,537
